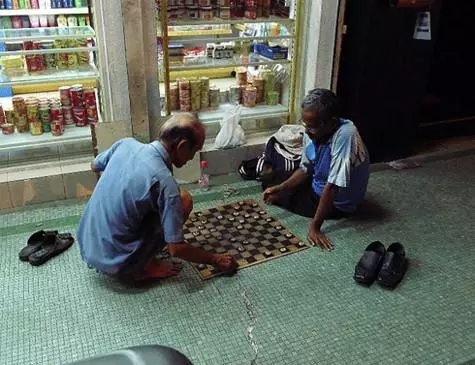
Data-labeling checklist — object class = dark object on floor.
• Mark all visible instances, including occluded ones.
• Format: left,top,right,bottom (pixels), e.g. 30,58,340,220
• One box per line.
29,233,74,266
377,242,408,290
64,345,193,365
19,230,58,261
354,241,386,286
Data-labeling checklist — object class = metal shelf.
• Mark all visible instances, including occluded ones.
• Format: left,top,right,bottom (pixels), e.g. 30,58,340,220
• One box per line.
0,63,99,86
168,16,294,26
172,103,289,124
0,26,95,41
168,35,294,43
0,7,89,16
167,56,291,71
0,46,96,56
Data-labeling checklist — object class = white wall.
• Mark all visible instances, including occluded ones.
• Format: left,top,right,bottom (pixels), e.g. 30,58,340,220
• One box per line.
300,0,339,98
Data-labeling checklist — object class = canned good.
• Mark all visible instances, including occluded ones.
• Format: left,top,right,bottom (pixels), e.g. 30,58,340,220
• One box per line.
39,107,50,122
200,5,212,20
42,121,51,133
62,106,73,125
219,6,231,19
209,86,220,108
73,107,87,126
244,8,257,19
50,107,62,121
243,86,257,108
4,110,16,125
70,87,84,107
51,120,64,136
199,0,210,5
29,121,43,135
83,88,96,106
1,123,15,135
186,5,199,19
86,105,97,119
236,67,247,86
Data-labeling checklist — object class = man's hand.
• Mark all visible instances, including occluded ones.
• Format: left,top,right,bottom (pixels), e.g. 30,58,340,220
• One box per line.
307,224,333,251
212,254,238,274
263,185,284,204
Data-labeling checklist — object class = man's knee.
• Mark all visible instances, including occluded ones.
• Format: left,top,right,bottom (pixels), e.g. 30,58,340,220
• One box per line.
180,189,193,219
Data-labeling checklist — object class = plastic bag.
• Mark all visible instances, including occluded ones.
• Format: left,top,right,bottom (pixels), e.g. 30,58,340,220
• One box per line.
214,104,246,149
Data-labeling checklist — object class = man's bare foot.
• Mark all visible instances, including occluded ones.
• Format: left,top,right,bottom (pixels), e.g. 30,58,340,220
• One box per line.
135,258,183,281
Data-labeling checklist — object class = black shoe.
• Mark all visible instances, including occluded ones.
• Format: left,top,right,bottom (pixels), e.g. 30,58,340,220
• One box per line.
29,233,74,266
353,241,386,286
19,230,58,261
377,242,408,290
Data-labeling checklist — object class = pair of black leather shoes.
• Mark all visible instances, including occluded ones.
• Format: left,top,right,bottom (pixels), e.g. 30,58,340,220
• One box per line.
353,241,408,289
19,230,74,266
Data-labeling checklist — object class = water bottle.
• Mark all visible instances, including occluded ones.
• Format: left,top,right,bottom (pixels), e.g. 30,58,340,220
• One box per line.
199,160,210,190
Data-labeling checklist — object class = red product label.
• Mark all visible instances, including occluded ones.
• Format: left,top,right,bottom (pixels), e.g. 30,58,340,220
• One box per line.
73,107,87,127
51,121,63,136
51,107,62,120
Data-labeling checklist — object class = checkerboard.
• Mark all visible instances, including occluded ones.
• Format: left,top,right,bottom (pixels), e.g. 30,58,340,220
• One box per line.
184,199,308,280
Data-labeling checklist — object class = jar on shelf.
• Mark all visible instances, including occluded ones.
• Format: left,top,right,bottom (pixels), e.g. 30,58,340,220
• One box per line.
199,5,213,20
224,43,234,58
218,0,230,5
186,5,199,19
206,43,215,57
199,0,211,6
213,44,224,59
219,6,231,19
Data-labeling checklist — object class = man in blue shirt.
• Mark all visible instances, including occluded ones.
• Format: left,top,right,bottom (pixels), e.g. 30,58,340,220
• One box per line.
263,89,370,251
77,113,237,282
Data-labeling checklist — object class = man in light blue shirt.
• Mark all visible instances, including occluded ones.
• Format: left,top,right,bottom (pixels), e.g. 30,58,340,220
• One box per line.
77,114,237,282
263,89,370,251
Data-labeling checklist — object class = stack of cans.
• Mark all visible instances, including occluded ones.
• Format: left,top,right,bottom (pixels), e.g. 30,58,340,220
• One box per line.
170,83,179,111
228,85,242,104
38,99,51,133
179,79,192,112
12,96,29,133
209,86,220,109
84,88,98,124
26,98,42,136
200,77,210,110
190,78,201,112
59,86,74,125
252,76,265,104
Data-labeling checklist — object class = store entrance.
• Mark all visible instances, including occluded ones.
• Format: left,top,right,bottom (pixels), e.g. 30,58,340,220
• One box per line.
418,0,475,139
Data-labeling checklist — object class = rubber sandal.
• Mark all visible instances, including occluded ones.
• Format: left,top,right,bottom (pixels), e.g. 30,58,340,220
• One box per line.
19,230,58,262
353,241,386,286
377,242,408,290
28,233,74,266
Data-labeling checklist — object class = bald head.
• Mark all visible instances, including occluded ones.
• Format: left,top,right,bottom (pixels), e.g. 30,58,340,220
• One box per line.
159,113,206,168
159,113,205,150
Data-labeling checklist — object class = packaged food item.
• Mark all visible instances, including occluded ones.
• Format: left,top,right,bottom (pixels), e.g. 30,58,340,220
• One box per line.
243,86,257,107
236,67,247,86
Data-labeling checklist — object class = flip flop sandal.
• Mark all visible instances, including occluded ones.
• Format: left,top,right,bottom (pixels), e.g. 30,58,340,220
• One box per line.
29,233,74,266
377,242,408,290
19,230,58,262
353,241,386,286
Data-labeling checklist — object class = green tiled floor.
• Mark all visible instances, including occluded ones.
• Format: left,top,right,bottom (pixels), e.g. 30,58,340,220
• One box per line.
1,156,475,365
